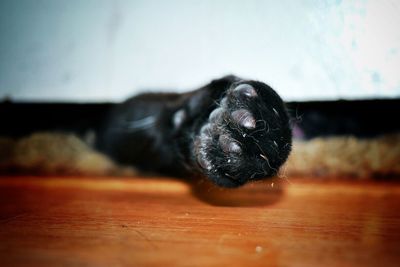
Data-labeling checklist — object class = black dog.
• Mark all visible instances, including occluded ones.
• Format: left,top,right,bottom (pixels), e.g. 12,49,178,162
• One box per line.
96,75,292,187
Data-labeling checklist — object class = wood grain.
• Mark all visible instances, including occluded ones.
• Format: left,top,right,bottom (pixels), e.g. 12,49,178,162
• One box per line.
0,176,399,267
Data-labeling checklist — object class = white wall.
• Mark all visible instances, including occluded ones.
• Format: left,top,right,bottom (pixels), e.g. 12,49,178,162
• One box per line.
0,0,399,102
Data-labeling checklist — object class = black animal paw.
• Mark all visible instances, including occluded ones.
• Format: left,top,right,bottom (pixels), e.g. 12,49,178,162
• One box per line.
98,75,291,188
192,81,292,187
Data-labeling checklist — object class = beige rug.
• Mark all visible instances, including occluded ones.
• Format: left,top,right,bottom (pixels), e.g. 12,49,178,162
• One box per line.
0,132,399,179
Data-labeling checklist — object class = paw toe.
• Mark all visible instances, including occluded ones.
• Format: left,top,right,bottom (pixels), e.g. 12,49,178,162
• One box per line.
233,84,257,98
231,109,256,129
209,107,224,122
197,153,212,170
194,136,213,171
200,123,212,137
219,134,241,154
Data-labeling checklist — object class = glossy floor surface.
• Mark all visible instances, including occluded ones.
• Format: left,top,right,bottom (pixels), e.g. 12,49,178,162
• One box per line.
0,176,399,267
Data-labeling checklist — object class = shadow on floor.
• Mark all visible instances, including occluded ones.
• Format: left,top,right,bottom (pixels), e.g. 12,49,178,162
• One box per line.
188,176,284,207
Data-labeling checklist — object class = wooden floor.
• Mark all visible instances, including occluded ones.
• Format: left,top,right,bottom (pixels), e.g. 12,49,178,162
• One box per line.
0,176,399,267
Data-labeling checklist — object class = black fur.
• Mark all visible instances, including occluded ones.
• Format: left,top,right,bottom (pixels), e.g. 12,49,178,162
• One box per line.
96,75,292,187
